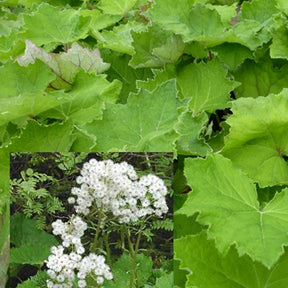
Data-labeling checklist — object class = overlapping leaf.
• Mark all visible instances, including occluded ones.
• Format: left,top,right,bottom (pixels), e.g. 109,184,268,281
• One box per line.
17,40,110,89
10,213,58,265
212,43,253,70
175,111,210,156
21,3,91,46
176,58,240,114
103,253,152,288
83,80,179,151
38,72,121,124
146,1,225,43
94,21,145,55
5,120,75,152
233,58,288,98
222,90,288,187
177,153,288,268
175,232,288,288
98,0,137,16
0,91,69,126
130,24,185,69
0,60,55,98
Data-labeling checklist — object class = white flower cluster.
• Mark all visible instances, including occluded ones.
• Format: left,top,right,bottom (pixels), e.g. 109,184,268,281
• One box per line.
70,159,169,223
46,158,169,287
46,216,112,288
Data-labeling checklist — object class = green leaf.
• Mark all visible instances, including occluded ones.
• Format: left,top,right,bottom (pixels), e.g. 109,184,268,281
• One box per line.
70,126,97,151
10,213,58,265
0,91,69,126
94,21,145,55
175,232,288,288
222,90,288,187
130,24,185,68
17,270,48,288
147,1,225,43
39,72,121,125
212,43,253,70
270,21,288,60
238,0,279,24
0,60,56,98
83,80,179,151
174,213,202,239
233,58,288,98
18,40,110,75
101,51,153,103
175,111,211,156
136,64,176,92
21,3,91,46
144,272,173,288
17,40,110,90
207,3,237,26
87,10,122,31
98,0,137,15
177,153,288,268
103,253,153,287
177,58,240,114
5,120,75,152
174,260,188,288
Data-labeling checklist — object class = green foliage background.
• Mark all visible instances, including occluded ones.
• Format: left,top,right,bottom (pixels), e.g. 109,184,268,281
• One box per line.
1,0,288,287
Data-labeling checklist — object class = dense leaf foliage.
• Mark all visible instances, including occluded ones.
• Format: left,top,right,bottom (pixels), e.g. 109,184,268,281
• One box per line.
1,0,288,287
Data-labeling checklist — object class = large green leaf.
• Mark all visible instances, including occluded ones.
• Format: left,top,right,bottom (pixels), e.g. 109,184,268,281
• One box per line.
238,0,279,24
0,91,68,126
83,80,179,151
222,90,288,187
0,60,55,98
101,51,153,103
233,58,288,98
130,24,185,68
98,0,137,15
177,58,240,114
17,40,110,90
5,120,75,152
212,43,253,70
146,1,225,43
18,40,110,75
10,213,58,265
270,21,288,60
175,232,288,288
21,3,91,46
177,153,288,268
39,72,122,125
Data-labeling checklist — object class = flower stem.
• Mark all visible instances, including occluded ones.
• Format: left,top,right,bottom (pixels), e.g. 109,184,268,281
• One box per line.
126,226,143,288
103,231,111,265
91,207,103,253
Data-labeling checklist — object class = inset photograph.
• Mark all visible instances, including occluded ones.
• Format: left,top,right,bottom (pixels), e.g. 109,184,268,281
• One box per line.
10,153,173,288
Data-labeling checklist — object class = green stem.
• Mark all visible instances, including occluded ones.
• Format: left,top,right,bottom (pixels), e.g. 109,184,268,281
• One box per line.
126,227,143,288
90,207,103,253
120,225,126,252
103,231,111,265
127,227,136,288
